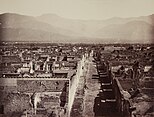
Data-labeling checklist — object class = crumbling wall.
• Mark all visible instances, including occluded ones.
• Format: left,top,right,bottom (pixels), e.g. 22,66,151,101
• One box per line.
0,79,69,116
0,86,17,93
17,80,69,93
4,93,30,114
113,78,132,117
118,79,133,90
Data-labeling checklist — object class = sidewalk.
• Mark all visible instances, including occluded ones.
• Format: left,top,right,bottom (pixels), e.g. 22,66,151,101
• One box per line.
82,57,100,117
70,58,89,117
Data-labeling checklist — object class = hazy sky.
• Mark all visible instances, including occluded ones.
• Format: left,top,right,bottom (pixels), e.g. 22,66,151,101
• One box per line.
0,0,154,20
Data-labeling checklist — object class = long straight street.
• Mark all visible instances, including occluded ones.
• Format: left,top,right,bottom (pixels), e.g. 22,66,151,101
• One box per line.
82,56,101,117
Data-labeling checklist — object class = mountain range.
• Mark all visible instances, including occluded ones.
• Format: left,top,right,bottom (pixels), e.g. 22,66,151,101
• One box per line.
0,13,154,43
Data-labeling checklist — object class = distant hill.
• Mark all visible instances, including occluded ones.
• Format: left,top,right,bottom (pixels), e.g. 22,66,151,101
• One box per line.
0,13,154,43
95,21,154,43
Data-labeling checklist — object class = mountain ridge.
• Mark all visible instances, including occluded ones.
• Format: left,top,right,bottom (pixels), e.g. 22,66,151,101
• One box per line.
0,13,154,43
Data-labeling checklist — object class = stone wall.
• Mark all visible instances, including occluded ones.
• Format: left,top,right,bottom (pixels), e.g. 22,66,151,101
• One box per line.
113,78,132,117
3,93,30,114
0,78,69,116
17,79,69,93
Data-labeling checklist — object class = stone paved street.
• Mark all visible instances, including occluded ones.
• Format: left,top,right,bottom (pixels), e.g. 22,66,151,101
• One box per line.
82,56,100,117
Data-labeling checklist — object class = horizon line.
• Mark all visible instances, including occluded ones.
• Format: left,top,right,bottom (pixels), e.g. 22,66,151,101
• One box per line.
0,12,154,21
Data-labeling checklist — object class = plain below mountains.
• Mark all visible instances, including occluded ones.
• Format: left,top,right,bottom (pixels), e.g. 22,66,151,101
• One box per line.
0,13,154,43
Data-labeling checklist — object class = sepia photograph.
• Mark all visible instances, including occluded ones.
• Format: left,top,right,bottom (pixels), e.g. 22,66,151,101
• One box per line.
0,0,154,117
